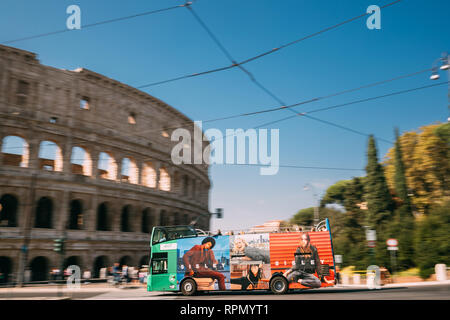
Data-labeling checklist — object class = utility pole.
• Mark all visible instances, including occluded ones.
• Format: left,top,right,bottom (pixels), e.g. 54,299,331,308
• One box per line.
429,52,450,122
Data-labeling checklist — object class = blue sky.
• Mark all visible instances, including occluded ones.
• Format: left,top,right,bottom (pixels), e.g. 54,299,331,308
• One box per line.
1,0,449,230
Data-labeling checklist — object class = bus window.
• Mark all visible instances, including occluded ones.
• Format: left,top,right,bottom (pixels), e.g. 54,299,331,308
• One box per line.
151,252,168,275
152,228,168,245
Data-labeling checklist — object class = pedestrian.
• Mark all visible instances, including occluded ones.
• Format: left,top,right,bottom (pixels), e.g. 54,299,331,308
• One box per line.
112,262,120,286
121,264,129,284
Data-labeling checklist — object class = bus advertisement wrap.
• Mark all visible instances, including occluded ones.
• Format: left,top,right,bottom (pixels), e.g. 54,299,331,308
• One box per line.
177,236,231,291
149,223,336,294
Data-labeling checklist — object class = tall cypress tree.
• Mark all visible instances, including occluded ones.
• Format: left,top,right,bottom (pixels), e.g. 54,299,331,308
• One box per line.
341,177,369,269
365,135,395,268
391,128,415,270
365,135,395,228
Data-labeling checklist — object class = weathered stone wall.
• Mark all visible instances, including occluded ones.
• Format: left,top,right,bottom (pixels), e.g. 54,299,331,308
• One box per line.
0,45,211,281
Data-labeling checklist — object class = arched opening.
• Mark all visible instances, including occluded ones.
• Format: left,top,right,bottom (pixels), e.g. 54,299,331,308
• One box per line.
38,140,63,172
139,256,149,268
159,210,168,226
98,152,117,180
142,208,151,234
68,199,83,230
71,146,92,176
29,256,49,281
121,157,138,184
34,197,53,228
93,256,109,278
159,168,171,191
64,256,82,270
0,257,13,284
142,162,156,188
182,175,189,196
119,256,132,267
0,194,18,227
192,179,196,199
173,212,180,226
120,205,132,232
1,135,29,167
96,202,109,231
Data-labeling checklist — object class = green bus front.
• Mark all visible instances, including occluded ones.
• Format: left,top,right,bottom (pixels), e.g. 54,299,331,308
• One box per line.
147,225,198,292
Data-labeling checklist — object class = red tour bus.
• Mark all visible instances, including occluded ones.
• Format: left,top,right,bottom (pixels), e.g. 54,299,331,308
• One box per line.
147,218,337,295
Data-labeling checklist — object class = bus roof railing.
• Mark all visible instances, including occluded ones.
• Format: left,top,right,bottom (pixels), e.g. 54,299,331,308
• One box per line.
153,219,329,237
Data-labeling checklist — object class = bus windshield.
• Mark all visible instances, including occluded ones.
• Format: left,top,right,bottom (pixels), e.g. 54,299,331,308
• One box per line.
151,226,197,245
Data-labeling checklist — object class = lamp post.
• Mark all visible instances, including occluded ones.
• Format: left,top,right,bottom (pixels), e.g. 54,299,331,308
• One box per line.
303,184,320,226
429,52,450,122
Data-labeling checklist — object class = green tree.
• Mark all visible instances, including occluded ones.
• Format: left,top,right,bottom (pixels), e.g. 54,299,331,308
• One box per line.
365,135,394,227
388,128,415,270
320,180,351,207
414,201,450,279
365,135,395,268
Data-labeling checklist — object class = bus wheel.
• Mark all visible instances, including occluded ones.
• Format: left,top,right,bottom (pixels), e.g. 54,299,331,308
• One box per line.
270,276,288,294
181,279,197,296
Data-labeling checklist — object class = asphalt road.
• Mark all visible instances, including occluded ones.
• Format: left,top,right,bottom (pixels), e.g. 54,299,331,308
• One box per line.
1,283,448,300
143,284,450,300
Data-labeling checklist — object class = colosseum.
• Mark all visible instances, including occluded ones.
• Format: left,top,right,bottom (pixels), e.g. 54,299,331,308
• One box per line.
0,44,211,284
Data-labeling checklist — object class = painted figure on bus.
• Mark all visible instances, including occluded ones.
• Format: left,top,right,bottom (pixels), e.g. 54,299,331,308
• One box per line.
182,237,226,290
283,232,331,288
231,237,270,263
230,264,263,290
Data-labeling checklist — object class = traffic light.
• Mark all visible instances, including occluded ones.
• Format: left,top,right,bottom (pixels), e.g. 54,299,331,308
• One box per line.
53,238,65,253
215,208,223,219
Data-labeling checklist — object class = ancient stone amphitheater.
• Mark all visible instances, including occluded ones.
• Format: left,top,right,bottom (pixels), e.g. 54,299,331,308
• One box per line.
0,44,211,283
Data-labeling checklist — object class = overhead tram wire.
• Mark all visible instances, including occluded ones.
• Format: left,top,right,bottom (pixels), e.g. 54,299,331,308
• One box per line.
131,67,437,138
137,0,403,88
183,3,403,144
2,3,189,45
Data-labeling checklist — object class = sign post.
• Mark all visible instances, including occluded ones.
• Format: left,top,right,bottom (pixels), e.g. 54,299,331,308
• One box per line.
366,229,376,265
386,238,398,282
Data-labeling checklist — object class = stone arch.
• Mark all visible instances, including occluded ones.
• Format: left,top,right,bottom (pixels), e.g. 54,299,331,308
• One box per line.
159,209,169,226
1,135,29,167
0,194,19,227
119,255,133,267
139,256,149,268
142,162,156,188
159,168,171,191
120,205,133,232
64,256,82,270
68,199,83,230
38,140,63,172
96,202,110,231
93,256,109,278
98,151,118,180
29,256,49,281
34,197,53,228
70,146,92,176
173,212,181,225
141,208,151,234
121,157,138,184
0,256,13,284
182,175,189,196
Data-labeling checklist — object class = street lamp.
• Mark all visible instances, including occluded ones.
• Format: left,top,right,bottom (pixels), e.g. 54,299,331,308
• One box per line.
303,183,320,226
429,52,450,122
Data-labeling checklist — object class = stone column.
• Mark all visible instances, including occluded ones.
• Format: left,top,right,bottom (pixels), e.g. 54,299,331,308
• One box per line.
87,192,98,233
62,137,73,174
57,190,71,232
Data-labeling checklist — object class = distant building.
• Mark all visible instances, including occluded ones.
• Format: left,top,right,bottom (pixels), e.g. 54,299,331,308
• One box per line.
249,220,284,233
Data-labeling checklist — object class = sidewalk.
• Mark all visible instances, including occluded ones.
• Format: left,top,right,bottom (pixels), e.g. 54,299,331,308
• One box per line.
338,279,450,289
